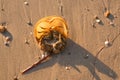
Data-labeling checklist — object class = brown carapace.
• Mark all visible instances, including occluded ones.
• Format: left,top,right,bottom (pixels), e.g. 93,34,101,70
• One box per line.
34,16,68,54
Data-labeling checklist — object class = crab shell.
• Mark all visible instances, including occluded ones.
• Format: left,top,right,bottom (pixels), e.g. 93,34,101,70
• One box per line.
34,16,68,51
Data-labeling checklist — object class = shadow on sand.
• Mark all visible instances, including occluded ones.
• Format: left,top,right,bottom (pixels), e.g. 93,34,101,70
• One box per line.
1,29,13,46
0,22,13,43
24,39,118,80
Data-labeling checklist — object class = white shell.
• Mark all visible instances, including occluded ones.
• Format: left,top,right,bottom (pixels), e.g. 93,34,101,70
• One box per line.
105,40,110,47
96,19,101,23
65,66,71,70
24,1,29,5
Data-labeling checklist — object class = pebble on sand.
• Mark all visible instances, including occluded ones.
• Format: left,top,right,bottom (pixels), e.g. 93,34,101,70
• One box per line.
65,66,71,70
104,10,110,18
13,76,19,80
94,15,99,19
25,39,29,44
110,21,114,26
94,15,101,23
27,21,32,26
104,40,111,47
24,1,29,5
0,25,6,33
5,36,11,42
1,8,4,11
95,19,101,23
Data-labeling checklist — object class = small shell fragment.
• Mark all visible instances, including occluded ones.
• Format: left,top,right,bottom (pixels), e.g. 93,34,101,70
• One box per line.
24,1,29,5
94,16,101,23
41,52,48,59
41,54,45,59
94,15,99,19
104,10,110,18
96,19,101,23
27,21,32,26
109,21,114,26
25,39,29,44
105,40,111,47
65,66,71,70
0,25,6,33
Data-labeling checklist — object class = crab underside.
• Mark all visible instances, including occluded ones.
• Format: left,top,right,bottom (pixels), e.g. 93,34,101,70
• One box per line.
39,30,67,54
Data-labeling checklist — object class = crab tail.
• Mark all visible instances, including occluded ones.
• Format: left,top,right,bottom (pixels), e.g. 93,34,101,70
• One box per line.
21,54,51,74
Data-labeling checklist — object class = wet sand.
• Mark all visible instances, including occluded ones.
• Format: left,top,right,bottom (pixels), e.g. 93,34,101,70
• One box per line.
0,0,120,80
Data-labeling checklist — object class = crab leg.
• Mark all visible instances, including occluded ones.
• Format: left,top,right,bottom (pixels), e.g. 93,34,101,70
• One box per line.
21,54,51,74
58,33,62,42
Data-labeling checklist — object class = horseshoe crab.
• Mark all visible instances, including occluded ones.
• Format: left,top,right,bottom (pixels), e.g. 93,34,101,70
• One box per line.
22,16,68,74
34,16,68,54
